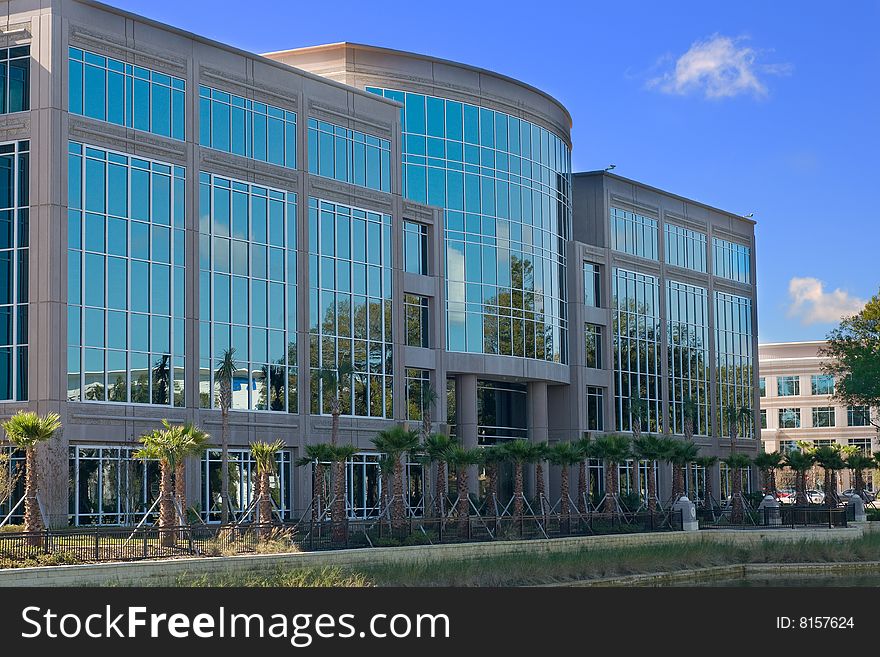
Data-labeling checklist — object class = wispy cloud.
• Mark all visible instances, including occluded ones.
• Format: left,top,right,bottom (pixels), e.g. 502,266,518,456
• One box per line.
786,277,865,325
647,34,790,99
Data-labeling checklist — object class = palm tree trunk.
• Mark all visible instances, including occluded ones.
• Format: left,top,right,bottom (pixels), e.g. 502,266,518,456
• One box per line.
824,468,833,507
731,470,743,523
259,470,272,538
487,463,498,515
604,460,616,513
159,460,175,547
577,460,588,513
855,469,865,496
535,461,546,515
457,468,469,535
629,460,639,504
514,462,524,518
221,408,230,524
313,461,325,521
331,459,346,543
174,459,187,525
435,460,447,518
560,466,570,518
392,455,405,530
23,446,42,547
647,466,657,513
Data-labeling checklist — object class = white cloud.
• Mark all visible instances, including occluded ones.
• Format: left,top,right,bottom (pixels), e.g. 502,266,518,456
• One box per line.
647,34,790,99
786,277,866,325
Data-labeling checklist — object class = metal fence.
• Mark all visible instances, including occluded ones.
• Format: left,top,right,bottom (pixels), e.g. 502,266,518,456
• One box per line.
697,505,849,529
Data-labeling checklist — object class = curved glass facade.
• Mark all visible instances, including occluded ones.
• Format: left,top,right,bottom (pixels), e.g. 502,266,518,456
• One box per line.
367,87,571,363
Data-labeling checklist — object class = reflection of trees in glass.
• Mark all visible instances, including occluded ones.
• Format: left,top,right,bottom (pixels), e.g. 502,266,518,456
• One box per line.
667,324,710,435
152,354,170,405
716,362,753,437
84,383,105,401
613,294,661,432
259,362,286,411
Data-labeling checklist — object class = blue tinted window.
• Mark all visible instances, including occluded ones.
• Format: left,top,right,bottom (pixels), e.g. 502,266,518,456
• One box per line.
307,118,391,193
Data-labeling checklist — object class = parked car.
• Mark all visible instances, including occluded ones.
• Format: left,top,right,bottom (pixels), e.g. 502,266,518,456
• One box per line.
777,489,795,504
806,489,825,504
841,489,876,503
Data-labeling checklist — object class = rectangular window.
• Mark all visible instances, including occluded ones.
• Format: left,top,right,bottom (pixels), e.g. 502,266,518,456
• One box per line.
610,207,658,260
811,406,835,428
405,368,431,422
586,386,604,432
664,223,707,273
777,375,800,396
811,374,834,395
584,323,602,369
201,448,293,522
583,262,601,308
308,197,392,418
848,438,871,454
307,118,391,193
712,236,751,284
199,85,296,168
758,377,765,397
199,173,297,412
779,440,798,453
405,294,430,348
68,142,184,405
0,140,28,401
778,407,801,429
403,220,429,275
715,291,754,438
0,46,29,114
667,280,710,436
69,47,184,140
759,409,767,429
848,406,871,427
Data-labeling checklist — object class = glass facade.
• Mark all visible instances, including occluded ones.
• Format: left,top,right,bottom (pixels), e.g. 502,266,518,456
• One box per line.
405,368,430,421
758,377,765,397
68,445,159,526
612,268,661,432
0,46,28,114
68,142,185,405
584,323,602,369
714,291,754,438
610,207,658,260
713,236,751,284
586,385,604,432
664,223,707,273
341,452,424,519
308,198,392,417
307,118,390,192
777,375,800,396
477,380,528,443
583,262,601,308
199,85,296,168
69,48,185,140
198,173,297,412
367,87,571,363
811,374,834,395
0,141,28,401
403,220,429,275
667,280,710,435
0,447,24,523
202,448,293,522
404,294,429,348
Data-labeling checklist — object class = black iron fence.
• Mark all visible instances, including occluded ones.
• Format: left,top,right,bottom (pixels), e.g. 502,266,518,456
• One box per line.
697,505,849,529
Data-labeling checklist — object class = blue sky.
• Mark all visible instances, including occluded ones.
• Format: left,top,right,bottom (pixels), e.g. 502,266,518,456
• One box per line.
108,0,880,343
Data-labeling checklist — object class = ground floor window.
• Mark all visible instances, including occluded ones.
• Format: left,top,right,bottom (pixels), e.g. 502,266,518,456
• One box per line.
719,464,752,501
68,445,159,526
0,447,25,523
202,448,293,523
617,460,658,502
686,463,706,501
340,452,424,519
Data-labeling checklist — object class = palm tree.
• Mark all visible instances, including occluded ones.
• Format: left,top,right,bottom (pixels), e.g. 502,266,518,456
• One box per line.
592,434,631,513
419,384,438,442
753,451,784,497
215,347,237,523
784,449,815,505
481,444,506,516
666,439,699,500
295,443,335,521
812,444,846,507
850,452,878,499
723,452,753,523
532,441,549,515
422,433,456,518
631,434,666,512
444,445,483,534
548,441,582,518
372,424,420,529
628,392,649,504
0,411,61,543
250,439,285,537
502,439,539,518
693,455,718,509
135,423,192,546
574,435,595,513
315,360,354,532
724,403,752,452
173,422,210,522
327,444,358,543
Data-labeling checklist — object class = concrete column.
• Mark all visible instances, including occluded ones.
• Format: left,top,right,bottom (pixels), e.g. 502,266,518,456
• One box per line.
528,381,548,500
455,374,478,494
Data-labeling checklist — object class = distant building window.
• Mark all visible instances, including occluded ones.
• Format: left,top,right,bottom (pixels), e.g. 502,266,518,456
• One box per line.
405,294,430,348
758,377,765,397
778,408,801,429
610,207,657,260
777,375,800,397
403,221,429,275
712,237,751,284
308,118,391,193
584,262,601,308
811,374,834,396
0,46,29,114
584,324,602,369
780,440,798,453
812,406,835,428
848,406,871,427
759,409,767,429
586,386,605,432
849,438,871,454
664,223,707,273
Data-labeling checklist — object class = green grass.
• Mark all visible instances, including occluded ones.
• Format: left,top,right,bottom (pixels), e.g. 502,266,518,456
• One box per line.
0,552,83,569
166,532,880,587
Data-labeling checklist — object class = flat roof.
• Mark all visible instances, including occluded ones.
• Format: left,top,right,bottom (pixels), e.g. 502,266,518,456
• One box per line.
263,41,573,130
75,1,400,108
576,170,756,226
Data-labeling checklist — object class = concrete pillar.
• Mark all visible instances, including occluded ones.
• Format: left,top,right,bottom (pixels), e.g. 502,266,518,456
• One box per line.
456,374,478,495
528,381,549,501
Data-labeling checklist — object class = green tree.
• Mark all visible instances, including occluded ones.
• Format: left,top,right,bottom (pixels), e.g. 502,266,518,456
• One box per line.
821,291,880,430
422,433,456,517
296,443,335,521
784,449,816,506
665,439,699,500
693,455,718,509
314,361,355,533
532,441,550,515
850,452,879,498
592,434,631,513
575,435,596,513
250,439,285,537
215,347,237,523
327,444,358,543
812,444,846,507
173,422,210,521
753,451,784,497
502,440,540,518
444,446,483,533
632,434,667,512
0,412,62,542
722,452,752,523
372,425,420,529
481,444,506,516
547,442,582,518
135,423,193,546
